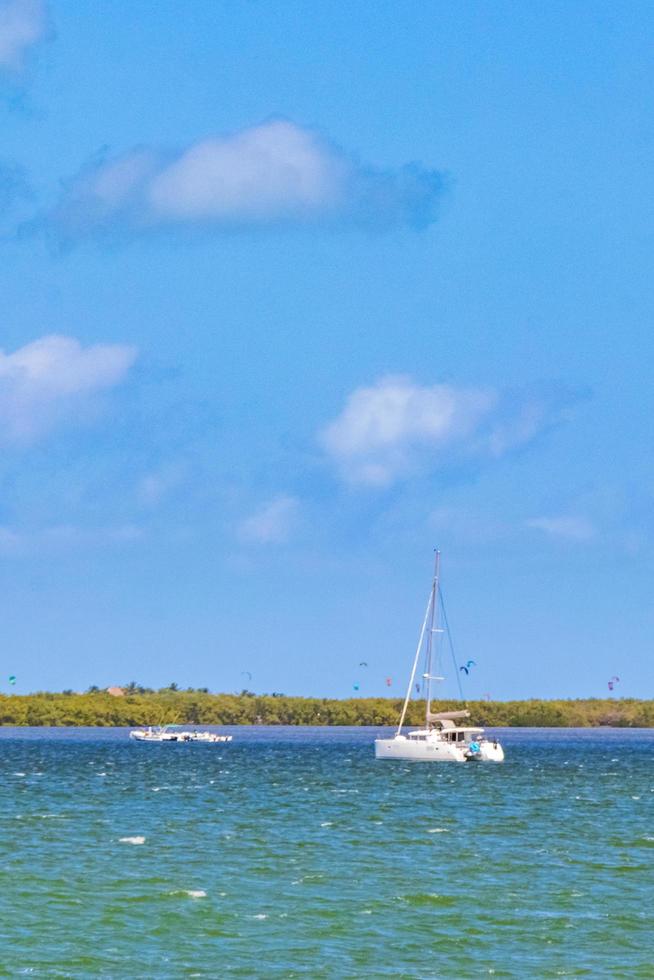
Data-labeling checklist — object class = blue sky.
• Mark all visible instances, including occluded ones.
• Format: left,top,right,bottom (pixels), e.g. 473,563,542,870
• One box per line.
0,0,652,699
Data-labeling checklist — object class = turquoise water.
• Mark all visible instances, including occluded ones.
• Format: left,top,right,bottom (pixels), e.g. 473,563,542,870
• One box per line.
0,727,652,978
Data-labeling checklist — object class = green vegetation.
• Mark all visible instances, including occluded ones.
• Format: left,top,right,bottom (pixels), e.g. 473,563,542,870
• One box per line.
0,691,653,726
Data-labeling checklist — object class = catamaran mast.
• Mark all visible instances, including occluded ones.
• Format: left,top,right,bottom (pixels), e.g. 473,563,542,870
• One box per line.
424,550,441,727
395,550,441,736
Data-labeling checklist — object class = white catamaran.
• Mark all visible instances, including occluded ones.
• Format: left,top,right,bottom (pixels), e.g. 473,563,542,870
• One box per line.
374,552,504,763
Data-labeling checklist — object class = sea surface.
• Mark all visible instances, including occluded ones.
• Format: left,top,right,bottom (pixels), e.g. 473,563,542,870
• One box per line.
0,726,652,978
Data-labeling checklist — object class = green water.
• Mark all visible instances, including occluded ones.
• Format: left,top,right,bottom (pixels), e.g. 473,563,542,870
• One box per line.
0,727,652,978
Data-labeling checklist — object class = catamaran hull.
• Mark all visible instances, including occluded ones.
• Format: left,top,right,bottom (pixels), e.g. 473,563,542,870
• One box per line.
374,737,504,763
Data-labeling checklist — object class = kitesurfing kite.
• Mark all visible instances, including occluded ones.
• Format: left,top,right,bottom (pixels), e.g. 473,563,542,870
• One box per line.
385,677,392,687
359,661,368,667
8,676,16,685
608,675,620,692
459,659,477,676
241,671,253,682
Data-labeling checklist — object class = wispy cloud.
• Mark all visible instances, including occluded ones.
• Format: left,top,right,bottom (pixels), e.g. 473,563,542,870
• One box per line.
50,120,446,239
0,0,46,72
320,375,569,487
0,334,137,444
238,494,300,545
526,515,596,542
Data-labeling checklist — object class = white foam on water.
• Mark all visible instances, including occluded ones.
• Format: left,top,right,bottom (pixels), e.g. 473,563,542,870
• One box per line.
185,890,207,899
360,909,372,915
631,795,640,800
427,828,449,834
320,821,333,827
151,787,160,792
13,772,26,777
292,874,324,885
119,836,146,845
253,913,268,920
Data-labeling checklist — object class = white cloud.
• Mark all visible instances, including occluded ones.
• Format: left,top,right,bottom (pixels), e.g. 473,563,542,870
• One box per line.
239,495,299,545
0,334,137,444
526,515,596,542
148,122,345,222
320,375,497,486
53,120,445,237
0,0,46,71
320,375,573,486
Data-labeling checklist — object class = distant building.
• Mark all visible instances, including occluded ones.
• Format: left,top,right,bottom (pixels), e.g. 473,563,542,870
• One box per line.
106,686,125,697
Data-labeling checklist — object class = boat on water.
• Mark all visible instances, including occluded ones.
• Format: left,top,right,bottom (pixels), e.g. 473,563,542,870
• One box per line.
129,724,232,744
374,552,504,763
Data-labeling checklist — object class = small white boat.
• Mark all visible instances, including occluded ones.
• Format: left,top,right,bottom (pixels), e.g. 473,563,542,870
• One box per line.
375,551,504,763
129,725,232,744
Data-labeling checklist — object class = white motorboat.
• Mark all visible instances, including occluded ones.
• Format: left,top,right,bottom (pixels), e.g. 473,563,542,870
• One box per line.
374,551,504,763
129,725,232,744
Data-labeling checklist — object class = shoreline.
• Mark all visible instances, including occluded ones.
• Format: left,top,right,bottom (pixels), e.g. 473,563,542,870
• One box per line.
0,693,651,727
